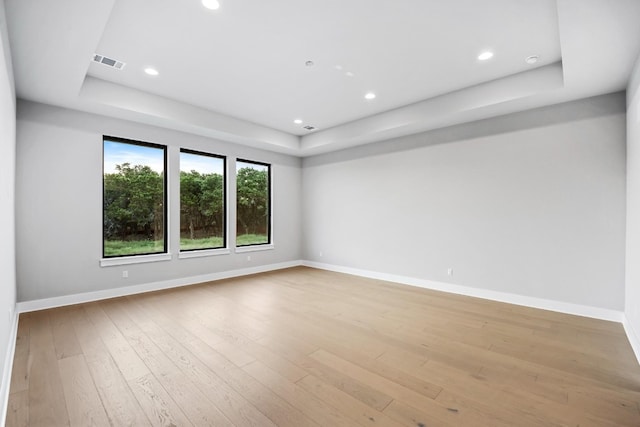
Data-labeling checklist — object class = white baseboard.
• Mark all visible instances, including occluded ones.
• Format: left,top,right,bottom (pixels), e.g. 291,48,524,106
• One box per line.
1,307,19,427
11,259,639,368
302,260,625,323
622,315,640,365
16,260,303,313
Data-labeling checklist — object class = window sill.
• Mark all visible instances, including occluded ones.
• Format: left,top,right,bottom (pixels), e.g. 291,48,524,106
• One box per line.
178,248,231,259
100,253,172,267
235,244,274,253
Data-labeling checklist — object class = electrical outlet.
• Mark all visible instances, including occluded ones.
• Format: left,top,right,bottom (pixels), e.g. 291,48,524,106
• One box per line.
247,255,251,262
319,251,323,257
122,270,128,278
447,268,453,276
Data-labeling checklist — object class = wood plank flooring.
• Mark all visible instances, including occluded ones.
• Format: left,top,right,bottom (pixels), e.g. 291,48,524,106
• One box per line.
5,266,640,426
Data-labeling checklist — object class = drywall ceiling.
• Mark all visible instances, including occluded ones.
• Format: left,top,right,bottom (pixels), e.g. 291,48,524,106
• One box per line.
5,0,640,156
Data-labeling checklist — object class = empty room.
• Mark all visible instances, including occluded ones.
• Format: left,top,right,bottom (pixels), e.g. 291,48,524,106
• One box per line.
2,0,640,425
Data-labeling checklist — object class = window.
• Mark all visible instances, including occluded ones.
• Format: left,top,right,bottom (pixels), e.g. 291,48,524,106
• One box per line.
236,159,271,246
103,137,167,257
180,149,226,251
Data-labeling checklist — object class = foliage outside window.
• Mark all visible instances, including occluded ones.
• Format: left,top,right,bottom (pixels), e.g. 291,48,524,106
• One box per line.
180,149,226,251
236,159,271,246
103,137,166,257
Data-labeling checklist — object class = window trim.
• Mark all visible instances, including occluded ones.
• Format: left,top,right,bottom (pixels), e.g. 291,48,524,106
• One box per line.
102,135,168,259
234,244,274,254
178,248,231,259
235,158,272,247
179,148,227,253
100,253,172,267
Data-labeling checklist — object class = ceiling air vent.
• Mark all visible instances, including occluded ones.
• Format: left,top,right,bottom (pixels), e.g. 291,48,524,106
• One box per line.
303,125,317,131
93,54,126,70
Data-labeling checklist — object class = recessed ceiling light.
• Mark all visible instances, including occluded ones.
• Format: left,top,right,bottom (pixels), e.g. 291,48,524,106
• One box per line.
202,0,220,10
478,51,494,61
293,119,303,124
144,67,159,76
305,60,314,67
525,55,539,64
364,92,376,100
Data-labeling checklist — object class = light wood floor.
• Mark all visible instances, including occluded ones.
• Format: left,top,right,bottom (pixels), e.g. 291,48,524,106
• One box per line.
5,267,640,426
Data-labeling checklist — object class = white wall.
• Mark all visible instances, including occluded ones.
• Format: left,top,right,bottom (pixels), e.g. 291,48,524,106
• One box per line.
303,93,626,311
0,0,15,413
15,101,302,302
625,54,640,356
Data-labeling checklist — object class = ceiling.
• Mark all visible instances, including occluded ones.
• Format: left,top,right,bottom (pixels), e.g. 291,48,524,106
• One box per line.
5,0,640,156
